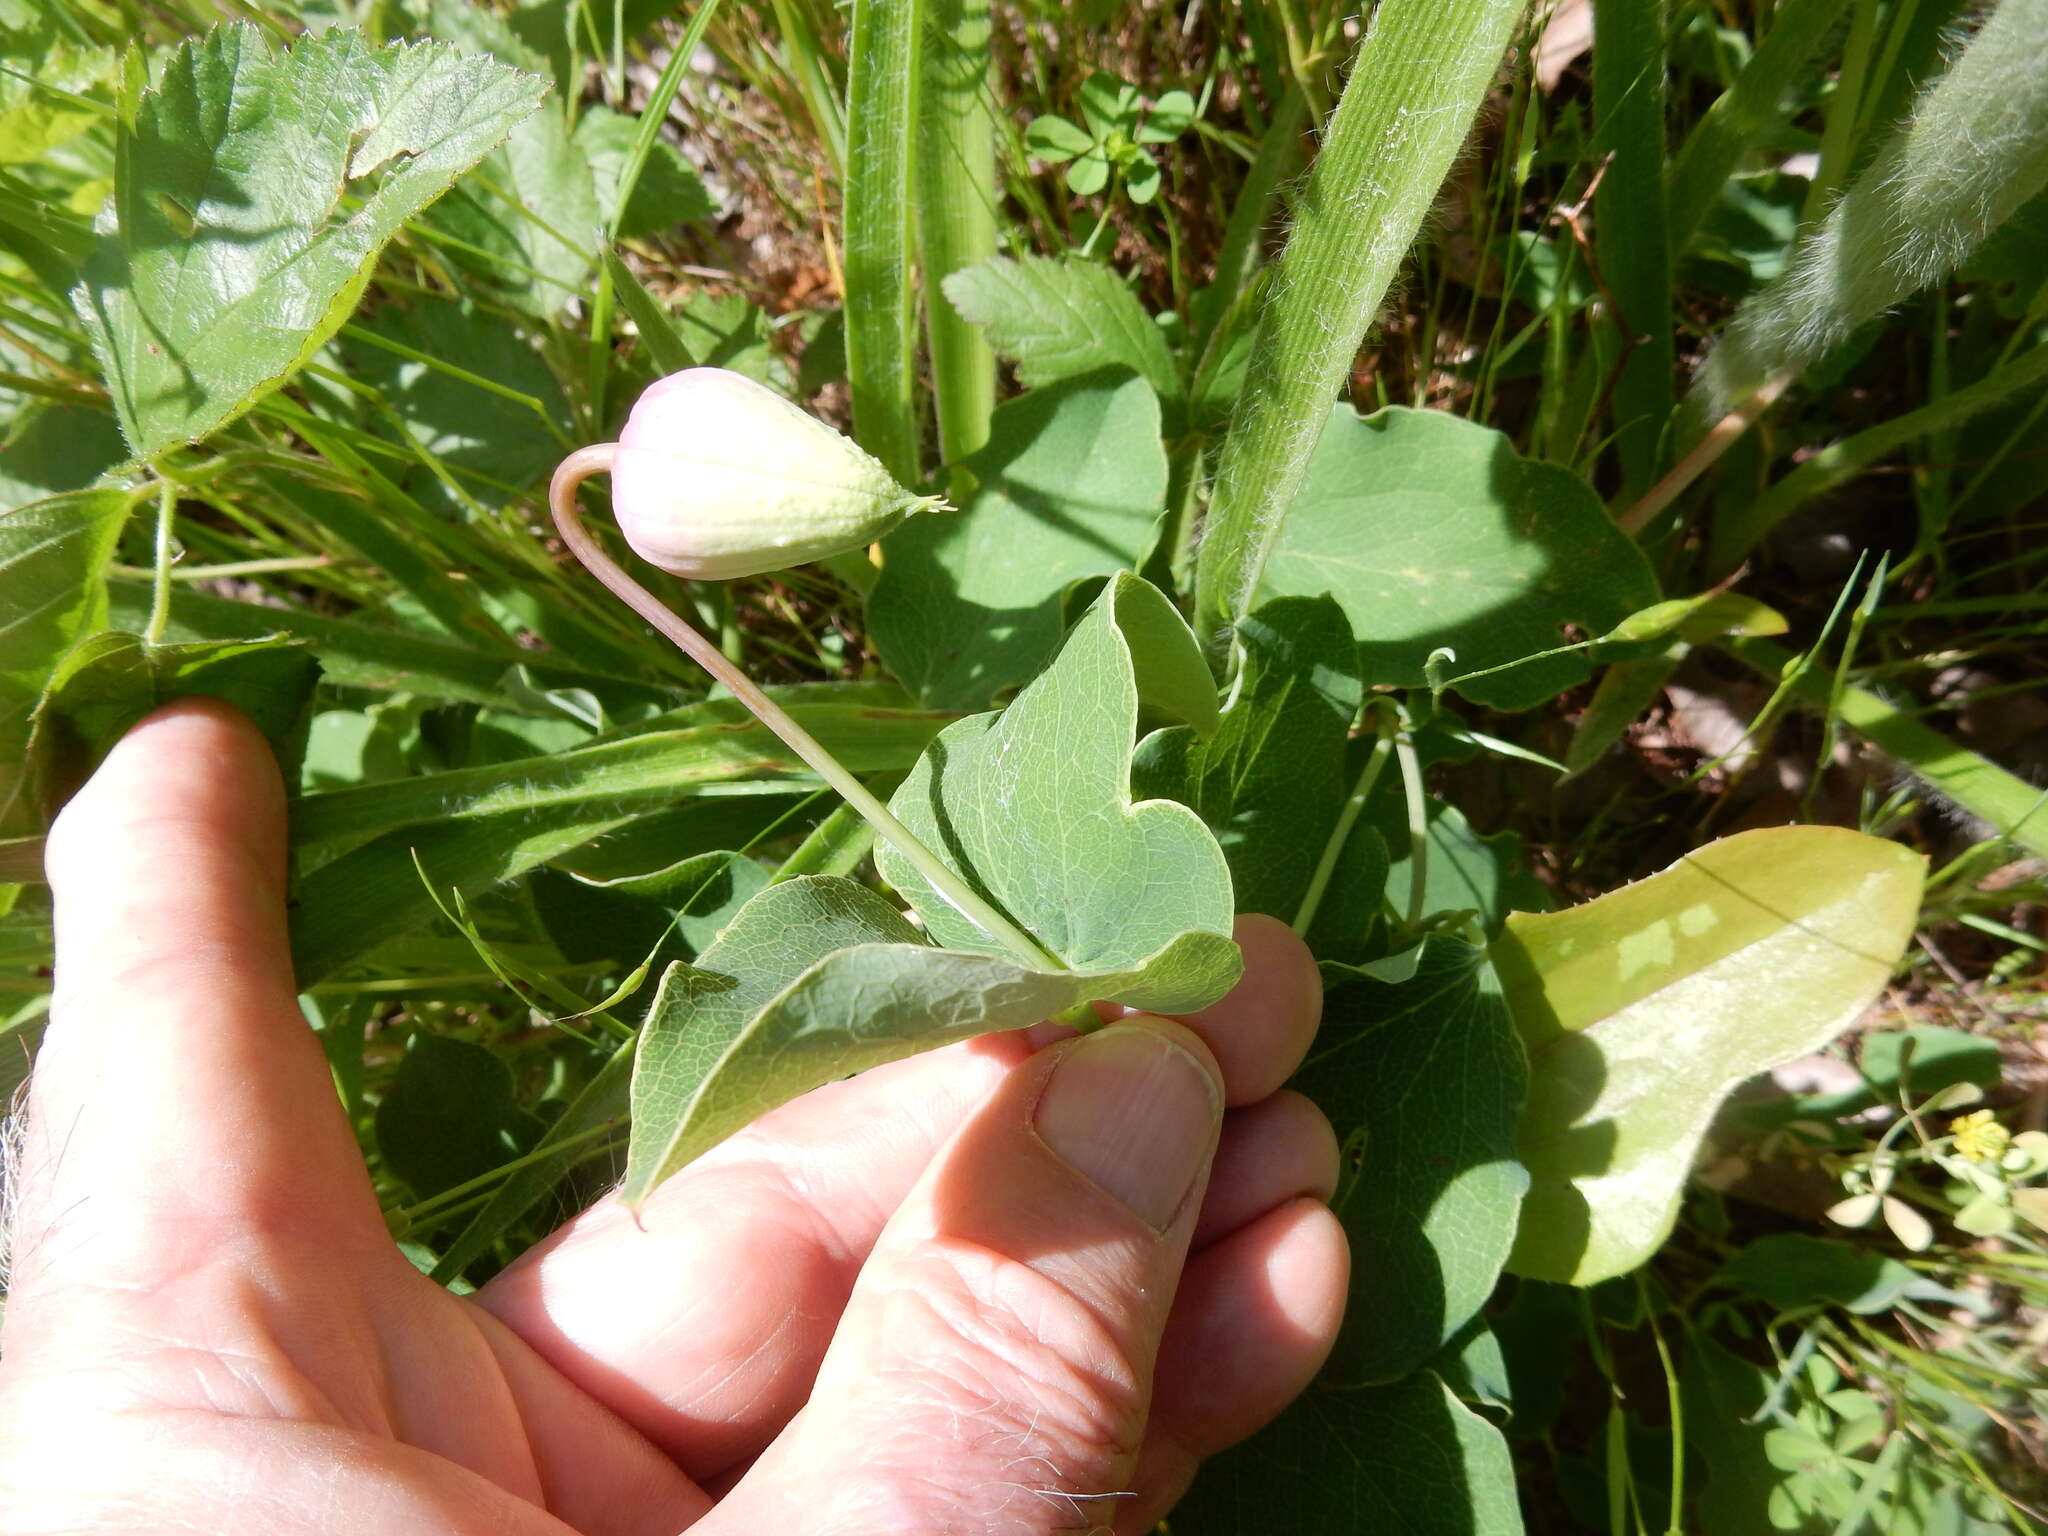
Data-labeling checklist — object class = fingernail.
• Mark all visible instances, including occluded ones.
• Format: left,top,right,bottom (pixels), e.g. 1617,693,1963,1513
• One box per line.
1034,1025,1222,1229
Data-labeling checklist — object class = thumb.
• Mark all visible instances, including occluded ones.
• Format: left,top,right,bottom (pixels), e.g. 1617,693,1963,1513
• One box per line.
703,1018,1224,1535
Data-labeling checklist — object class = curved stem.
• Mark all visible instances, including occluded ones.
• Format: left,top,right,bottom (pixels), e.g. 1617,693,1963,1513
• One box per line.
549,446,1064,973
1291,701,1397,938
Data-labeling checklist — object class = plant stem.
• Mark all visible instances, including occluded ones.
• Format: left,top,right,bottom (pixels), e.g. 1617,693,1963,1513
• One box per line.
1394,709,1430,933
549,446,1064,973
1291,703,1396,937
145,478,176,644
1192,0,1522,660
1616,371,1791,537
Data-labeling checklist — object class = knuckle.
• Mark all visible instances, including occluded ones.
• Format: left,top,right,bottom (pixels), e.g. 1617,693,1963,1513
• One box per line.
833,1240,1147,1534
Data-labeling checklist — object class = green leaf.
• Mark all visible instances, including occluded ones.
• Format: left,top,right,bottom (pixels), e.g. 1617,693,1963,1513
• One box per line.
376,1031,544,1200
880,574,1240,1003
868,372,1168,709
431,93,600,318
0,404,126,512
574,103,715,239
73,24,548,457
332,296,571,512
1715,1234,1919,1316
290,694,950,850
1260,406,1660,709
1295,939,1529,1385
622,869,1239,1203
1133,595,1362,921
0,490,130,825
942,256,1180,422
1177,1372,1525,1535
27,630,319,823
1495,825,1925,1285
602,246,699,374
1023,112,1092,161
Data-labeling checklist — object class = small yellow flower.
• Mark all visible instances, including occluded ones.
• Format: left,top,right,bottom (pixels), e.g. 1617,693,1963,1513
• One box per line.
1950,1109,2011,1164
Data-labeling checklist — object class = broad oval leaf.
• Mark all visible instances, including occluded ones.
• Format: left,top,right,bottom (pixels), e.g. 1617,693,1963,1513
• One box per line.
1177,1372,1525,1536
1260,406,1659,709
1295,938,1529,1385
621,874,1234,1204
881,573,1240,1009
74,24,547,456
1495,825,1924,1286
867,372,1169,709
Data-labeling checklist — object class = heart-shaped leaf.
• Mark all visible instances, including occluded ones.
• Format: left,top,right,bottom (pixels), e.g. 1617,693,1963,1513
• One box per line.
1496,825,1924,1285
867,372,1168,709
881,573,1240,1007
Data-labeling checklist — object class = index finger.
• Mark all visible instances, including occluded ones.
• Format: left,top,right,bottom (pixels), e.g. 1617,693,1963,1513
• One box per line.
7,702,385,1313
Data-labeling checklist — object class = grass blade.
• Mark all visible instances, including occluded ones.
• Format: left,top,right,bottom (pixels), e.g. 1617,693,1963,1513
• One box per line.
1191,0,1522,654
1665,0,1854,248
1592,0,1674,498
844,0,926,482
917,0,997,465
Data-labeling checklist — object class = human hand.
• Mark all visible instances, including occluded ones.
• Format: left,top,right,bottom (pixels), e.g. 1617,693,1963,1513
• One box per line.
0,700,1346,1535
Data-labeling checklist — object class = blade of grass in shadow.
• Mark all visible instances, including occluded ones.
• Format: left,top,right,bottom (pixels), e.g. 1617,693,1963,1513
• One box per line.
1592,0,1674,499
1711,341,2048,573
1192,89,1309,350
844,0,926,483
1190,0,1522,656
1665,0,1853,248
1720,635,2048,862
917,0,996,465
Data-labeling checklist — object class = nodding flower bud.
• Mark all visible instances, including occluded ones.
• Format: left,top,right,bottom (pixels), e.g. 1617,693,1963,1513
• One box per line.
609,367,948,580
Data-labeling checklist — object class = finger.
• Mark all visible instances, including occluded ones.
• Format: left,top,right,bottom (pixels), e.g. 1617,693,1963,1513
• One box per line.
11,702,385,1318
1119,1199,1349,1531
1026,915,1323,1107
479,917,1324,1476
1192,1092,1339,1252
699,1018,1224,1534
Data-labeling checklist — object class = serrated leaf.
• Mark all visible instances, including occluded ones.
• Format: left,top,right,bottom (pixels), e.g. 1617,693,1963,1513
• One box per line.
622,871,1239,1203
942,255,1180,419
1133,595,1362,921
1496,826,1925,1285
868,372,1168,709
574,103,715,239
1177,1372,1525,1535
0,490,130,828
73,24,547,456
1296,939,1529,1385
27,629,319,822
1261,406,1661,709
880,574,1240,1005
